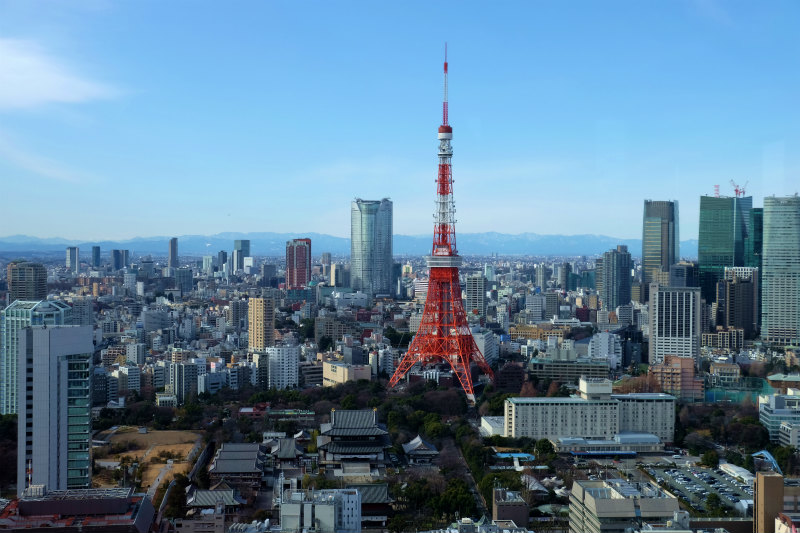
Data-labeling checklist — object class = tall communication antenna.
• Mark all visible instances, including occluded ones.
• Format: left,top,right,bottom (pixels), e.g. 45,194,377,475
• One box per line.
388,47,494,401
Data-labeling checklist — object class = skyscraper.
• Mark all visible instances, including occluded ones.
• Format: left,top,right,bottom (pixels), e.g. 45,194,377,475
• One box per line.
762,196,800,345
698,195,753,302
66,246,79,275
91,246,101,268
745,207,764,269
642,200,679,296
286,238,311,289
669,262,699,288
234,239,251,271
465,274,487,318
649,284,702,365
217,250,228,272
1,300,72,414
599,245,632,311
112,249,125,271
248,297,275,351
350,198,393,296
168,237,178,268
17,325,93,495
6,261,47,303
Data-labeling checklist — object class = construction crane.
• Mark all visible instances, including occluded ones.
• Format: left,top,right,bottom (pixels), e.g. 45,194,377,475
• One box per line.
730,180,749,197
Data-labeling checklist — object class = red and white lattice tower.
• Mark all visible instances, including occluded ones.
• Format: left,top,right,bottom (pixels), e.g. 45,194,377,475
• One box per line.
388,48,494,401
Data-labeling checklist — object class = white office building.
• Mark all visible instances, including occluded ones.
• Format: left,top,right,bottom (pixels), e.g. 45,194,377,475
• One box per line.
648,284,701,365
17,325,93,495
588,332,623,370
504,377,675,443
281,489,361,533
266,344,300,390
762,195,800,345
1,300,72,415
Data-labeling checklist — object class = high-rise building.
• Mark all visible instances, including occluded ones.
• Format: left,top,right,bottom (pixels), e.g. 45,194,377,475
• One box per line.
698,195,753,302
91,246,101,268
217,250,228,272
111,249,125,271
649,284,702,365
330,264,345,287
168,237,178,268
598,245,631,311
265,343,300,389
286,238,311,289
557,263,571,290
762,195,800,345
248,297,275,351
1,300,72,415
350,198,393,296
746,207,764,269
7,261,47,303
465,274,487,318
669,261,699,288
234,240,251,271
642,200,679,297
66,246,79,275
71,297,94,327
321,252,332,266
174,267,193,295
16,325,93,495
719,266,759,338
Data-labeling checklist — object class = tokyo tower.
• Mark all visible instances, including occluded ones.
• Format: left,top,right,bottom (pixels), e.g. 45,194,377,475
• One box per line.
388,48,494,401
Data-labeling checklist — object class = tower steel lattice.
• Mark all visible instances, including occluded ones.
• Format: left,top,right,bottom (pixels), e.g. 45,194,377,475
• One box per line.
388,48,494,401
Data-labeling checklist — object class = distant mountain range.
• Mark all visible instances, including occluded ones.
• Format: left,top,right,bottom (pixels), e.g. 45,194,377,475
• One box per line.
0,232,699,258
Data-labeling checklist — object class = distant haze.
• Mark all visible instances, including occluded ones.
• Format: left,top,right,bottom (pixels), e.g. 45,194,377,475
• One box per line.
0,233,699,258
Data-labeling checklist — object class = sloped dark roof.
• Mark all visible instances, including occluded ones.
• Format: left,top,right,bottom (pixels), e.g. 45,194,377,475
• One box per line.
346,483,392,504
187,488,245,508
402,435,439,456
321,410,388,437
320,442,388,454
273,438,302,459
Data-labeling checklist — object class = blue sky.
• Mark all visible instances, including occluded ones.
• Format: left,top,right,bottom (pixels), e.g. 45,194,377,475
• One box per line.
0,1,798,241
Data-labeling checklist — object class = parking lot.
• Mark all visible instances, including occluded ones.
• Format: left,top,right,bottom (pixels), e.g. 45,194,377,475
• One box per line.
645,464,753,514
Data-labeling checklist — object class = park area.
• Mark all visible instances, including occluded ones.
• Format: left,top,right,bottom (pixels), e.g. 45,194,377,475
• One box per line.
93,427,201,493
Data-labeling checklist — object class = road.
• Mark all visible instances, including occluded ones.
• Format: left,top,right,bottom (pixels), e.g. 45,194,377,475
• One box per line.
455,444,487,516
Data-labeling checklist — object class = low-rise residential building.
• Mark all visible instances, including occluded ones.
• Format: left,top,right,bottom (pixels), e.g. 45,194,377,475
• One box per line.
709,361,741,388
569,479,680,533
648,355,704,402
280,489,361,533
323,361,371,387
759,390,800,441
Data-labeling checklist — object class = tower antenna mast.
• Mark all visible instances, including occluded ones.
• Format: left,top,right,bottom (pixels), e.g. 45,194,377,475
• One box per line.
388,46,494,402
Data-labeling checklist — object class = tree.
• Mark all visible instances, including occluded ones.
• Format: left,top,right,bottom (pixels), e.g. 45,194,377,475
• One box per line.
535,439,555,457
700,450,719,468
319,336,334,352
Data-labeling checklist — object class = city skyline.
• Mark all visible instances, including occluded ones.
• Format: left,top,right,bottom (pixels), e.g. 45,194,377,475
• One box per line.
1,2,799,241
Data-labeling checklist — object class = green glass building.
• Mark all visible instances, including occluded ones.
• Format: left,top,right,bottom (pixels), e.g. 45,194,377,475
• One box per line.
698,195,752,302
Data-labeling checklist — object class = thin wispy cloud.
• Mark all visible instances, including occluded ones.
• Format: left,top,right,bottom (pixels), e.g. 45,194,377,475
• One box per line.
0,38,119,110
0,132,93,183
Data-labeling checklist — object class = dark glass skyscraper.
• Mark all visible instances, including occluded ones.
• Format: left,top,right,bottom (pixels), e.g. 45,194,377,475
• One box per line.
745,207,763,270
599,245,632,311
642,200,679,297
698,195,752,302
